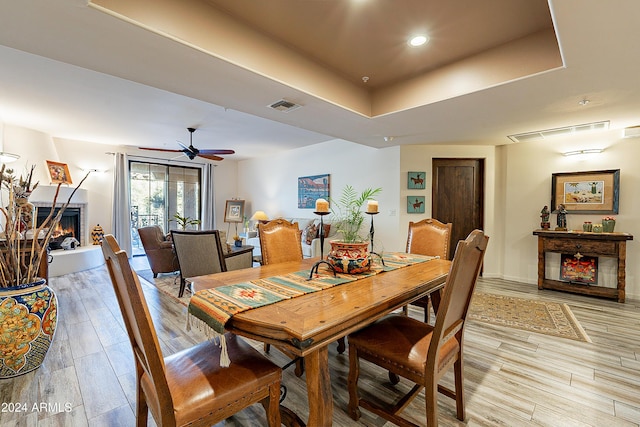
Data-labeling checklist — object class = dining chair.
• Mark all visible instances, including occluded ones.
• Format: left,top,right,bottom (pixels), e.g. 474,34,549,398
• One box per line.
101,234,282,427
171,229,252,298
347,229,488,427
258,219,306,375
403,218,453,323
258,218,303,265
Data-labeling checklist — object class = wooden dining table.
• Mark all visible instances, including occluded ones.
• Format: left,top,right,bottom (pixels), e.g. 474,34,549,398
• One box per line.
189,256,451,426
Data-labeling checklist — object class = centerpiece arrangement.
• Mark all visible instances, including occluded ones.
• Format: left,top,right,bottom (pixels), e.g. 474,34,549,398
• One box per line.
328,185,381,274
0,164,89,378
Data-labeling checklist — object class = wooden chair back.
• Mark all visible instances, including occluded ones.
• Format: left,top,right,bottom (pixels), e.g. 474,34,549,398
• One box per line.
171,230,226,297
101,235,174,418
429,229,488,372
406,218,452,260
258,219,303,265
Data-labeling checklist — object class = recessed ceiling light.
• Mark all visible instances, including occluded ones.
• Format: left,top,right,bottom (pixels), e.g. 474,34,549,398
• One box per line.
408,35,429,47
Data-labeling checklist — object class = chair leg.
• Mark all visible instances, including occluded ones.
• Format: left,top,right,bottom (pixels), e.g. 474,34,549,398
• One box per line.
178,278,186,298
153,272,158,278
135,366,148,427
262,381,282,427
264,343,271,353
347,343,362,421
425,374,438,427
337,337,346,354
454,354,465,421
423,297,431,323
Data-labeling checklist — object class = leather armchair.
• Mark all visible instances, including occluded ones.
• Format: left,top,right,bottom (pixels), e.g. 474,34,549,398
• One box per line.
137,226,179,277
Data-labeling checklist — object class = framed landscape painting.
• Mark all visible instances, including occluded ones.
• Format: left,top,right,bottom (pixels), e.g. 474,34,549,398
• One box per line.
298,174,330,209
551,169,620,214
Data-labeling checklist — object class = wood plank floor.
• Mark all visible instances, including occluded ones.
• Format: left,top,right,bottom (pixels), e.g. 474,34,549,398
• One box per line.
1,257,639,426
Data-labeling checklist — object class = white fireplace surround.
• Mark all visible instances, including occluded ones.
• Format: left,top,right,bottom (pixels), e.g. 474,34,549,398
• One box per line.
28,185,104,276
30,185,88,246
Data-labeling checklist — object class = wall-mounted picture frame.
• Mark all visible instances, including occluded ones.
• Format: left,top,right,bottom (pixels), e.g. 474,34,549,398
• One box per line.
407,196,425,213
551,169,620,214
224,199,245,223
407,171,426,189
45,160,72,185
298,173,330,209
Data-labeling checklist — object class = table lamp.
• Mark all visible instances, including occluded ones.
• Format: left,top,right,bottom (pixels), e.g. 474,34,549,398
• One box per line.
250,210,269,230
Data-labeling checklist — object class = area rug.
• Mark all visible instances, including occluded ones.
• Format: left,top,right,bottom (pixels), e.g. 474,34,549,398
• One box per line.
468,292,591,343
137,269,189,306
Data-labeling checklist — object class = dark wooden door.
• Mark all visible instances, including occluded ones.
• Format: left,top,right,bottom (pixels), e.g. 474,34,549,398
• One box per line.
432,158,484,259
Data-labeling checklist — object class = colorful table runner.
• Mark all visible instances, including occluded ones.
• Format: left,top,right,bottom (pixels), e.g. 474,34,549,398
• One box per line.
188,252,434,336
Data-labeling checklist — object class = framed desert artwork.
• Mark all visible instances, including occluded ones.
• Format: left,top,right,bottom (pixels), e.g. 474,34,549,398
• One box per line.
407,196,425,213
551,169,620,214
407,171,426,189
297,173,330,209
46,160,72,185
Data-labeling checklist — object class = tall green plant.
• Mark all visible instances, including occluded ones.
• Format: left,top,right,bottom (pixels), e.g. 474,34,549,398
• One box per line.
331,185,382,243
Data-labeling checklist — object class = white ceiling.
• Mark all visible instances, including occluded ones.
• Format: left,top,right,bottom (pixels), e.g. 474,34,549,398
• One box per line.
1,0,640,161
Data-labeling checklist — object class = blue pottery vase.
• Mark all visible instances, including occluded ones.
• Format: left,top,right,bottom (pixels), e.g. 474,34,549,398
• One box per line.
0,279,58,378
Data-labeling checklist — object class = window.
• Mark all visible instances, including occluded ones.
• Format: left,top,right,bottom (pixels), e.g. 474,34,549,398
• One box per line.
129,161,201,255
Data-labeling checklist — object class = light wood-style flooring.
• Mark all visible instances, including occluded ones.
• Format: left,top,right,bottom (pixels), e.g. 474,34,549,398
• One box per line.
1,256,639,426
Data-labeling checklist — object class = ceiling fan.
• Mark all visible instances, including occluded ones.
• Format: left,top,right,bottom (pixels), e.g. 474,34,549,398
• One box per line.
139,127,235,161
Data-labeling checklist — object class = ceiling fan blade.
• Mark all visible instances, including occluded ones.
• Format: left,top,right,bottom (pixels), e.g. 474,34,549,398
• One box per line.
139,147,183,153
198,149,235,155
197,153,224,161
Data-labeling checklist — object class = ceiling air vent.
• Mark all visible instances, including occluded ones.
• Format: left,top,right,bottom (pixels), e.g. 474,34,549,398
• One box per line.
508,120,609,143
623,125,640,138
267,99,301,113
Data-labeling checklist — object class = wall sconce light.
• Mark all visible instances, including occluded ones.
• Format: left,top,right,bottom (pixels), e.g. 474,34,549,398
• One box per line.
562,148,603,156
0,152,20,163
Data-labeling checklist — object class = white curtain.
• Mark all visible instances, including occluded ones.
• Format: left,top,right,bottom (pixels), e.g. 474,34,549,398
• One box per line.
112,152,132,255
201,163,215,230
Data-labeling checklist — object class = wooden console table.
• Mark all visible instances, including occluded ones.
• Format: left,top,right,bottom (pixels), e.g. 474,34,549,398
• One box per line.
533,229,633,302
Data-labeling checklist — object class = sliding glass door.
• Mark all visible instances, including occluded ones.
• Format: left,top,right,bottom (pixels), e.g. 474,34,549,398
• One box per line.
129,161,201,255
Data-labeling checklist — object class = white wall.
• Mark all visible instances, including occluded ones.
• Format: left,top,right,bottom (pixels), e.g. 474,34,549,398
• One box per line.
236,139,402,253
502,134,639,298
399,145,501,277
2,123,240,243
5,123,638,299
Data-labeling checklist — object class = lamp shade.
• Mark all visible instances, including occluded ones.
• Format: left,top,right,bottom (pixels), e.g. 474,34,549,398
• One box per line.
250,211,269,221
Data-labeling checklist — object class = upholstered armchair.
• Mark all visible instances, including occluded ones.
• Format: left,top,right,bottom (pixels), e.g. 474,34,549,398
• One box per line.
137,226,179,277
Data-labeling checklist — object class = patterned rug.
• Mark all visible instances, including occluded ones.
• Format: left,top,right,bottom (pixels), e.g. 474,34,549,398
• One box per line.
468,292,591,343
137,269,188,306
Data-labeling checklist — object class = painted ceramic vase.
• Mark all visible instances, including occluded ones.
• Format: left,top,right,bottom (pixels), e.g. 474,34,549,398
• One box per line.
602,219,616,233
592,224,603,233
328,241,371,274
0,279,58,378
91,224,104,245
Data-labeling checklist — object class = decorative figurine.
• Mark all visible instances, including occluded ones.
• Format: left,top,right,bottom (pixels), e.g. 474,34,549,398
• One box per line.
540,205,550,229
555,204,567,231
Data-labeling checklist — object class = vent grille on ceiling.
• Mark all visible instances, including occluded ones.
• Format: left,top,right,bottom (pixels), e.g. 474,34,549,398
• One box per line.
507,121,610,143
623,125,640,138
267,99,302,112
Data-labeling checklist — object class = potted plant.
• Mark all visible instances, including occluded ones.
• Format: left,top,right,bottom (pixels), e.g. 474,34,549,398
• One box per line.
171,213,201,230
328,185,381,273
0,164,89,378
